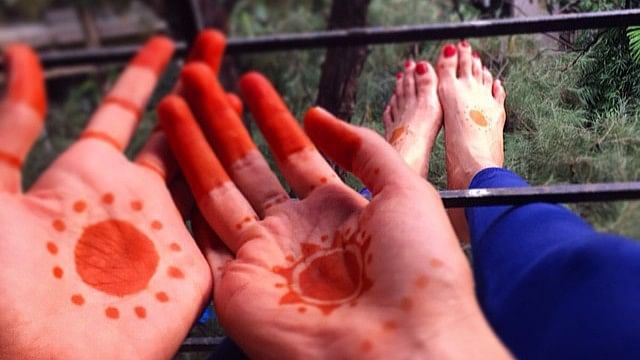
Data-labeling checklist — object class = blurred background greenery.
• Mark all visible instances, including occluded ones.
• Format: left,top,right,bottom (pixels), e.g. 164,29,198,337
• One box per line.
2,0,640,357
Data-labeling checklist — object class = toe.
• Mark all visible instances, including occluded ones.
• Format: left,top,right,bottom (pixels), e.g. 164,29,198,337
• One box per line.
482,67,493,89
403,59,417,104
457,40,473,78
415,61,436,101
436,43,458,81
471,51,483,82
383,105,393,132
395,71,405,109
390,94,399,122
493,79,506,105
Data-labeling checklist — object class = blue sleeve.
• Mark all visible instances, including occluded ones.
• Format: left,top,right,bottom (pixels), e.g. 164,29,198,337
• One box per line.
467,168,640,359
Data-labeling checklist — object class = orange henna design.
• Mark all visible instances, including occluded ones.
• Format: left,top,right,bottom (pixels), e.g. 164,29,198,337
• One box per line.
102,193,114,204
151,220,163,230
46,242,58,255
52,219,65,232
137,159,166,178
360,340,373,353
105,307,120,319
4,44,47,117
103,96,142,118
415,275,429,289
80,131,124,151
129,36,175,76
0,151,22,169
73,201,86,213
389,126,406,144
430,258,444,269
383,320,398,331
75,220,159,297
187,30,226,74
304,107,362,172
168,266,184,279
272,228,373,315
239,72,314,161
181,64,256,168
469,110,488,127
53,266,63,279
169,243,181,252
159,95,231,200
71,294,84,306
131,200,143,211
156,291,169,303
134,306,147,319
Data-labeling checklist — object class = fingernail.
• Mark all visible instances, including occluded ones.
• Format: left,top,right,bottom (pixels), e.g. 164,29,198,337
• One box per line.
396,72,403,79
415,63,427,75
472,51,480,58
443,44,456,58
404,59,412,68
460,39,469,47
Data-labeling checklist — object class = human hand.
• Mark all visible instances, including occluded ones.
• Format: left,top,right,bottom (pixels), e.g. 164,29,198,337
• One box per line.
159,66,510,359
0,34,227,359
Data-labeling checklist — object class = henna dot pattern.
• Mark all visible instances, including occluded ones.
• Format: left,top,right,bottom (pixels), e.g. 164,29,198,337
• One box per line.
272,227,373,315
46,194,183,319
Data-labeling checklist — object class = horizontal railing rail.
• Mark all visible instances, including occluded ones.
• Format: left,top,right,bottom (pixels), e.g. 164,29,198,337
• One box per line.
1,10,639,69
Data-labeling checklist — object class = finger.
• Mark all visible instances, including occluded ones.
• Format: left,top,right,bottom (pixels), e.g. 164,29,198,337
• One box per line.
79,36,174,151
0,44,46,193
134,128,177,181
158,95,258,253
239,72,339,197
191,209,234,296
181,64,288,215
187,30,226,75
226,92,243,115
304,106,418,196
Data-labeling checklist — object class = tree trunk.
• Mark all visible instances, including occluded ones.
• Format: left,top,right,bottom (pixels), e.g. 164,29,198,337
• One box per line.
315,0,371,123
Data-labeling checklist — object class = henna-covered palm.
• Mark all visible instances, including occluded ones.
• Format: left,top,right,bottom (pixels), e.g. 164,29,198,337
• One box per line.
0,33,229,359
160,67,508,359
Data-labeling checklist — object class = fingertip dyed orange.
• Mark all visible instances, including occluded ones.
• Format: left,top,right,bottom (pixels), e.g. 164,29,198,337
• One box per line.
187,30,226,74
238,72,313,161
304,107,362,172
158,95,230,200
4,44,47,118
181,63,255,167
129,36,175,76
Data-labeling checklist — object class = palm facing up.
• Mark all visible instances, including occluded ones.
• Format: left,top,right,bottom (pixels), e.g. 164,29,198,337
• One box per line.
0,38,214,359
161,67,501,359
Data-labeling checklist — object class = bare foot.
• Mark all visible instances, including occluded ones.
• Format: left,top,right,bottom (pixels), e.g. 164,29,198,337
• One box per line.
436,41,507,244
382,59,443,178
436,41,506,190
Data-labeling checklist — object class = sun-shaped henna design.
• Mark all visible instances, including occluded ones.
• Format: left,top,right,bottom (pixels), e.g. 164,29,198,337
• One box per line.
45,192,184,319
272,227,373,315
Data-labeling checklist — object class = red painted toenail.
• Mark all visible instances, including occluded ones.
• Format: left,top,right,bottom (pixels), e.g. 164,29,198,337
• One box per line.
461,39,469,47
443,44,456,58
396,72,403,79
416,63,427,75
472,51,480,58
404,60,412,68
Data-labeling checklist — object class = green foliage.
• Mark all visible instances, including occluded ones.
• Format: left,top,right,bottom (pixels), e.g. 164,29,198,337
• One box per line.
627,26,640,64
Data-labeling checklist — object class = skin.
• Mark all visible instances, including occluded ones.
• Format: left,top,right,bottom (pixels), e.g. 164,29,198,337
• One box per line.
437,41,507,243
0,32,231,359
382,59,442,178
160,70,511,359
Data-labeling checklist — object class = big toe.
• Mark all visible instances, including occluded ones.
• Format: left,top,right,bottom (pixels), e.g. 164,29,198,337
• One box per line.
436,43,458,81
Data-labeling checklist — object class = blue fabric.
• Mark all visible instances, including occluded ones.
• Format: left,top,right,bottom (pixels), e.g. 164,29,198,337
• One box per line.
467,167,640,359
